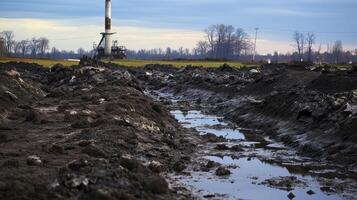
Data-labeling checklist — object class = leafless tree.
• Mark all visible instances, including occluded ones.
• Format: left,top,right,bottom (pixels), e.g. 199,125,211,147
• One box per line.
29,37,40,57
234,28,250,59
293,31,305,61
306,32,316,63
17,40,30,56
0,37,6,56
204,26,216,58
165,47,171,59
38,37,49,57
13,41,22,54
332,40,343,64
196,40,209,57
1,30,15,54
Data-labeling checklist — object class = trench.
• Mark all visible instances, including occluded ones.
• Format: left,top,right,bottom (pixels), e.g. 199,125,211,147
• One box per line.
159,93,357,200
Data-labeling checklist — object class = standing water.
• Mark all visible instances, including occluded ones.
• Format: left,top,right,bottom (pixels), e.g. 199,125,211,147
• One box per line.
170,110,353,200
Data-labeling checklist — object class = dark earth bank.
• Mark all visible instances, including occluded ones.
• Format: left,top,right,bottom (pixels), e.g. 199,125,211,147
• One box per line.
0,61,199,200
129,63,357,168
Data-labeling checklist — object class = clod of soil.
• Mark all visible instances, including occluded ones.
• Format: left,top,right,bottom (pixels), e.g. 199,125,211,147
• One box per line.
215,166,231,176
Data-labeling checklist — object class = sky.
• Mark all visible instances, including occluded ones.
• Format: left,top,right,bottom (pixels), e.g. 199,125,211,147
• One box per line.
0,0,356,54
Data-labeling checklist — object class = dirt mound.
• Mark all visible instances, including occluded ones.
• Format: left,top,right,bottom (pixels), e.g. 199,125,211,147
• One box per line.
134,63,357,167
0,62,198,200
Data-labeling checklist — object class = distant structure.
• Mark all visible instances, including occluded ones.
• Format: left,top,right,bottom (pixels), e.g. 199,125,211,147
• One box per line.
252,27,259,62
95,0,126,59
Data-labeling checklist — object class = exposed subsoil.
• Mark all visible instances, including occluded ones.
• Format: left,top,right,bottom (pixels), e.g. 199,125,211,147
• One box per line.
129,63,357,168
127,63,357,198
0,60,199,200
1,59,357,200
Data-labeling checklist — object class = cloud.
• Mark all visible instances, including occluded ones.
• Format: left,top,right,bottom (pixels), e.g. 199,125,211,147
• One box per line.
0,18,204,51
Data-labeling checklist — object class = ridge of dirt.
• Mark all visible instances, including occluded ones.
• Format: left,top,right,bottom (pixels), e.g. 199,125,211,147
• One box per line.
130,63,357,169
0,61,198,200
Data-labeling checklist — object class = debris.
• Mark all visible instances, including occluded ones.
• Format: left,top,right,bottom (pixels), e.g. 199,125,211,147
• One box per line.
215,167,231,176
27,155,42,166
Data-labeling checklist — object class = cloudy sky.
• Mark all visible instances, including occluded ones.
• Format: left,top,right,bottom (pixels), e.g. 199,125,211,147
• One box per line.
0,0,356,54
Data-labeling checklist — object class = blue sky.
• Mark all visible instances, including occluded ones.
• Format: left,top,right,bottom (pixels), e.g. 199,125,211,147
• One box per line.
0,0,356,53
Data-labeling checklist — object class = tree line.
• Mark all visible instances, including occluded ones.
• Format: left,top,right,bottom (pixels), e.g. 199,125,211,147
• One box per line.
1,27,357,64
0,30,91,59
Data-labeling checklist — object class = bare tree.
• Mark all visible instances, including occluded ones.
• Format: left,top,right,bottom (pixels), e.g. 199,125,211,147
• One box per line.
234,28,250,59
306,32,316,63
38,37,49,57
0,37,6,56
17,40,30,56
165,47,171,59
204,26,216,58
332,40,343,64
13,41,22,55
293,31,305,61
29,37,40,57
196,41,209,58
1,30,15,54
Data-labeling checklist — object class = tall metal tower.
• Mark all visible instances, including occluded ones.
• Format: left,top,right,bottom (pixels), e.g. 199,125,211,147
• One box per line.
253,27,259,62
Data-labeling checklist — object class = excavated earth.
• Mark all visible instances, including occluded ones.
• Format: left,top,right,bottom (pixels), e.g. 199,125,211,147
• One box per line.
0,61,198,200
129,63,357,168
1,60,357,200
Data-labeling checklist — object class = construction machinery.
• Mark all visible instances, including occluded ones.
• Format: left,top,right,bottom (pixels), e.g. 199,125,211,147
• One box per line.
94,0,126,59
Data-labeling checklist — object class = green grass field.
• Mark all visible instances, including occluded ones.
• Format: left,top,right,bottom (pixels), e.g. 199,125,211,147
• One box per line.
110,59,247,68
0,57,248,68
0,57,78,67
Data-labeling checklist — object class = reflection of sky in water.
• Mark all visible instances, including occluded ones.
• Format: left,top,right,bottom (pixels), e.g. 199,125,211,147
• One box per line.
183,156,341,200
171,110,245,140
171,110,344,200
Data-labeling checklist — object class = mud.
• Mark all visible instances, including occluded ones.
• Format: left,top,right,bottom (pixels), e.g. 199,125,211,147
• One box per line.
129,63,357,167
127,62,357,199
0,61,199,200
1,60,357,199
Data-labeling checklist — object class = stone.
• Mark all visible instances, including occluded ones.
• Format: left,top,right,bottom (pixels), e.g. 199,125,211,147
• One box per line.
215,167,231,176
307,190,315,195
27,155,42,166
287,192,295,199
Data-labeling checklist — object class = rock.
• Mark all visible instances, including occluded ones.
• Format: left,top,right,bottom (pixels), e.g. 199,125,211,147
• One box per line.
67,159,88,170
249,69,260,74
287,192,295,199
81,145,107,158
202,133,227,143
306,190,315,195
145,175,168,194
203,194,216,198
27,155,42,166
215,167,231,176
5,91,18,101
214,144,230,151
148,161,164,173
70,176,89,188
231,145,244,152
344,103,357,115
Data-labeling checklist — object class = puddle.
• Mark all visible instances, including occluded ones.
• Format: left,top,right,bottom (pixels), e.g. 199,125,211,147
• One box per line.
170,109,350,200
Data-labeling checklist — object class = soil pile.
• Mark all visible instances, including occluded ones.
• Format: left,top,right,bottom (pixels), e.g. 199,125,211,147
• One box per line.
131,63,357,167
0,61,197,200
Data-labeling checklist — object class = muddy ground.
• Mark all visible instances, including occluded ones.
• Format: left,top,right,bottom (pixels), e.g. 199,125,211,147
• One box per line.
1,59,357,199
129,63,357,168
0,60,199,200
